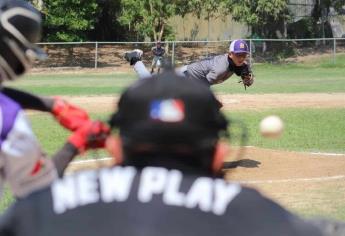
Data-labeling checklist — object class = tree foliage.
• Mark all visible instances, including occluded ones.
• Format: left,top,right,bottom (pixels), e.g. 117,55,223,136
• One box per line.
309,0,345,38
175,0,225,19
312,0,345,22
28,0,345,42
91,0,128,41
118,0,186,41
42,0,99,41
223,0,291,38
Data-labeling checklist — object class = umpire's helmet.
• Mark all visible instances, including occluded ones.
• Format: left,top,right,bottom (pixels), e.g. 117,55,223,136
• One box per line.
0,0,46,82
109,70,228,169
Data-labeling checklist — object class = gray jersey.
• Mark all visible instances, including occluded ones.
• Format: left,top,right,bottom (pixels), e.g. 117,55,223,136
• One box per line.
186,54,251,85
187,54,233,85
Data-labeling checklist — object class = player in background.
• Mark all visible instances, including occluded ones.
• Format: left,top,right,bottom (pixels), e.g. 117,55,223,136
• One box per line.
150,40,165,74
0,69,323,236
0,0,109,200
124,39,254,89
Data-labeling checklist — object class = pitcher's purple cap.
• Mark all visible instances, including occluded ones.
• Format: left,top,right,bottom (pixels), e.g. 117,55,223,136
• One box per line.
229,39,249,54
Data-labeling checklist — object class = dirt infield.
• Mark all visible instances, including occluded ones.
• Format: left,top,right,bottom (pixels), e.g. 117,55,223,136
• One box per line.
64,93,345,217
67,146,345,183
58,92,345,113
225,147,345,182
67,145,345,217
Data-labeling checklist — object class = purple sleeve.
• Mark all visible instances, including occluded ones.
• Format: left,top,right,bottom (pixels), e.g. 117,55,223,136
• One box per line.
0,93,21,148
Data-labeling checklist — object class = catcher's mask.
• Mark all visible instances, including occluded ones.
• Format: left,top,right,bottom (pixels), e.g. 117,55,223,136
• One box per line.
109,70,229,172
0,0,46,82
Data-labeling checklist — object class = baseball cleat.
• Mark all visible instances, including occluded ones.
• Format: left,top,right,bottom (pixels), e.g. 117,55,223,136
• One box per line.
124,49,143,65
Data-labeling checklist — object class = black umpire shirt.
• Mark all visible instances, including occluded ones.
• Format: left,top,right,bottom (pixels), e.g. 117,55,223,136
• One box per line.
0,166,322,236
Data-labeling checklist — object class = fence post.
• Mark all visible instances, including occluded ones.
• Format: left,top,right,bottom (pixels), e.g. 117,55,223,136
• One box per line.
249,39,253,67
94,41,98,69
333,38,336,64
172,41,175,66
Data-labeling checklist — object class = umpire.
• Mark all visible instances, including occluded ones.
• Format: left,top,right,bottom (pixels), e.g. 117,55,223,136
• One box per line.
0,70,323,236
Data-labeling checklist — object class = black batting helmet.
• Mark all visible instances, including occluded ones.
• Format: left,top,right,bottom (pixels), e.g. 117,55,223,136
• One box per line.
0,0,46,82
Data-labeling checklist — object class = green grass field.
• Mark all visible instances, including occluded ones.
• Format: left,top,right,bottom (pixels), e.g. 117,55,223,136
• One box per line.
27,108,345,157
5,57,345,95
227,108,345,153
4,73,136,95
1,59,344,220
213,62,345,94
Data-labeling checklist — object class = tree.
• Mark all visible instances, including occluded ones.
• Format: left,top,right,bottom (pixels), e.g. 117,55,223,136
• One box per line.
312,0,345,38
172,0,227,41
224,0,291,38
42,0,99,41
91,0,128,41
175,0,225,19
118,0,182,41
29,0,44,11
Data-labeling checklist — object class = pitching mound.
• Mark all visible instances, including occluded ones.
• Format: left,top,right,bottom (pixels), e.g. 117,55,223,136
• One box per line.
224,147,345,182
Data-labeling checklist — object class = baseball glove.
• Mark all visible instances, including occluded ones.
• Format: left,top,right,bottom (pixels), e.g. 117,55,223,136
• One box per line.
241,72,254,87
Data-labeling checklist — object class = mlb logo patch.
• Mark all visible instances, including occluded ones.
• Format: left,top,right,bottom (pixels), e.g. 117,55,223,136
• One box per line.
150,99,185,122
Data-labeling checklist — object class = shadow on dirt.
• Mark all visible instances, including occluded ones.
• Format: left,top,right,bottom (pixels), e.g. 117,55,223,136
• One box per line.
223,159,261,169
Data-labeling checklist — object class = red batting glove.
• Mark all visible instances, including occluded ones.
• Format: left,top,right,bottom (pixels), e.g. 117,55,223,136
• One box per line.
52,98,90,131
68,120,110,153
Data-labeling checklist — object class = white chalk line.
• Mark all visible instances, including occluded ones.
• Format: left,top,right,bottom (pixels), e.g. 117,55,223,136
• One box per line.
72,148,345,165
243,146,345,157
71,157,112,165
310,152,345,157
70,158,345,184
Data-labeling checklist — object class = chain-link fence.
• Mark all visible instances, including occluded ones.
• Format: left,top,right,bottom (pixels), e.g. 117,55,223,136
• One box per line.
36,38,345,69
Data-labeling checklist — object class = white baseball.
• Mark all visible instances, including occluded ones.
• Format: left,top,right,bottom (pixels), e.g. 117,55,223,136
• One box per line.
260,115,284,138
